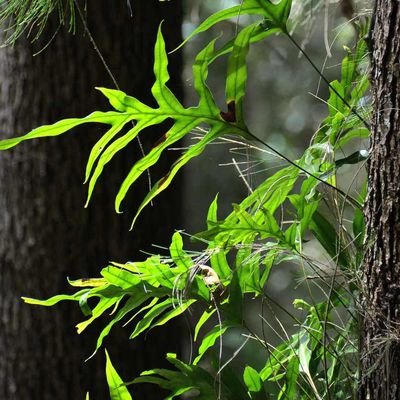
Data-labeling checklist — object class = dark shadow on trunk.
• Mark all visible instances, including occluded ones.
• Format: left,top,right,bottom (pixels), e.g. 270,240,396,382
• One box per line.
0,2,184,398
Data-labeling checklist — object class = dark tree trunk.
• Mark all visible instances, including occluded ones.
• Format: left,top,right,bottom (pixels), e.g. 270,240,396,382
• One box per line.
0,2,183,399
360,1,400,399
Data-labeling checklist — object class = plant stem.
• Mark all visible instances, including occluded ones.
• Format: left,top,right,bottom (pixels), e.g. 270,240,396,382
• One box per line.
245,130,362,209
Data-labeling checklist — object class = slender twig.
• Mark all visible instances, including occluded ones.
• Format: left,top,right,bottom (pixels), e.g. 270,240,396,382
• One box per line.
245,130,362,209
73,0,153,197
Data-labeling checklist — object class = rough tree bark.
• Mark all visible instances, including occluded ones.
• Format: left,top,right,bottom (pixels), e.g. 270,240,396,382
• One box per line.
360,1,400,399
0,2,183,399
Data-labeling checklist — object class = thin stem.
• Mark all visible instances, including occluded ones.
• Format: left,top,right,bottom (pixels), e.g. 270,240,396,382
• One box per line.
245,130,362,209
73,0,119,89
73,0,153,197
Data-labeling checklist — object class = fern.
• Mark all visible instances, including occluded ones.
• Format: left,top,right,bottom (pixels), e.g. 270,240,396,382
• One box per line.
0,0,373,398
0,24,260,228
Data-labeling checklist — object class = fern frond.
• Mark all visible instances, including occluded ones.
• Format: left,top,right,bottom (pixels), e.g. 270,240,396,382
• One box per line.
0,25,257,228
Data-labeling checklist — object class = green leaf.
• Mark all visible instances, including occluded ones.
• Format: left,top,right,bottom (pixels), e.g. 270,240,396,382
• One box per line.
151,25,183,112
243,366,262,393
129,298,193,340
208,21,280,65
150,299,196,330
86,116,165,208
328,80,346,116
133,354,216,399
296,333,321,398
285,357,299,399
238,166,299,216
227,269,244,324
0,111,121,151
175,0,291,51
207,194,219,229
194,308,216,341
105,350,133,400
257,0,292,30
260,339,294,381
68,277,107,288
260,252,274,287
210,246,231,281
175,3,269,52
341,39,369,96
199,204,282,245
193,38,220,114
132,124,228,228
206,195,232,280
351,74,369,105
336,127,370,147
170,232,193,272
22,290,89,306
129,299,171,339
236,243,261,293
76,296,120,334
93,291,152,356
226,23,258,123
84,114,134,184
194,324,230,365
353,207,365,249
101,266,141,290
298,334,311,375
309,211,351,269
118,257,177,289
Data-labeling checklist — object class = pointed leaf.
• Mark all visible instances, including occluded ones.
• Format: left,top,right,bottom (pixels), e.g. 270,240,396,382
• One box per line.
170,232,193,272
116,118,200,213
88,116,165,208
129,298,174,339
150,299,196,329
22,290,89,306
194,324,230,365
132,125,227,227
194,308,216,341
243,366,262,393
105,350,133,400
226,23,258,123
0,111,121,151
193,39,219,114
152,25,182,111
93,291,152,355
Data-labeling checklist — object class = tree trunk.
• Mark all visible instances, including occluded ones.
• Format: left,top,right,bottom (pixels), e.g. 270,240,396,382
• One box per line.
0,2,183,399
360,1,400,398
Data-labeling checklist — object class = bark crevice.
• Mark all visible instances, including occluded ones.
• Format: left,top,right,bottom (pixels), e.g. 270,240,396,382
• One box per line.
360,1,400,399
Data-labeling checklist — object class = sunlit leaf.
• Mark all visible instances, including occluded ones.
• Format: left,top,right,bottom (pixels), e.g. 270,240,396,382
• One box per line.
243,366,262,393
0,26,249,228
176,0,292,51
194,324,230,365
105,350,133,400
